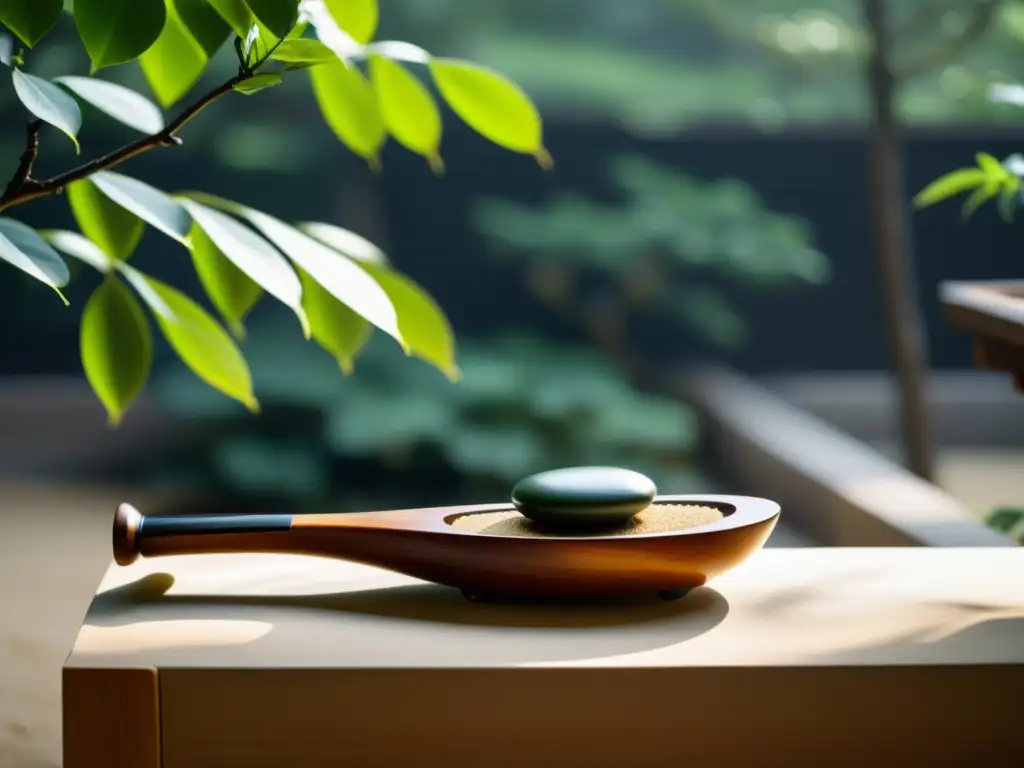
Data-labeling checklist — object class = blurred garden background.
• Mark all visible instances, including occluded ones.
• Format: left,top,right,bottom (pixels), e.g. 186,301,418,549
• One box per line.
6,3,1024,766
2,0,1023,513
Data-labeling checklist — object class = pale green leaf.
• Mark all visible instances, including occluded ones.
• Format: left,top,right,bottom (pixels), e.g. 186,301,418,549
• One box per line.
270,38,335,67
962,180,1000,219
324,0,376,44
299,266,370,372
310,61,385,167
41,228,112,272
142,274,258,410
188,222,262,337
243,22,260,57
12,69,81,152
115,261,173,318
0,0,63,47
173,0,231,55
0,34,11,66
977,152,1006,178
206,0,253,37
56,75,163,134
91,171,192,245
914,168,987,209
139,2,209,108
298,220,388,265
80,275,152,425
244,0,297,38
0,217,69,301
67,178,144,261
295,0,358,60
179,198,307,335
236,204,399,341
369,55,442,172
361,262,458,379
429,58,549,165
361,41,429,63
233,72,282,94
74,0,166,71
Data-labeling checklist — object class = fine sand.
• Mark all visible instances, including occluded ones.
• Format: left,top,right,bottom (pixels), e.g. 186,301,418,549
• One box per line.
450,503,725,537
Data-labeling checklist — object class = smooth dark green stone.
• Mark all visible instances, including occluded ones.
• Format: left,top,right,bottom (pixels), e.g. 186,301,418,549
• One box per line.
511,466,657,527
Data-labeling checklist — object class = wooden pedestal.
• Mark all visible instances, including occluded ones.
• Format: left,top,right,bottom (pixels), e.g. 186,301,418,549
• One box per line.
64,548,1024,767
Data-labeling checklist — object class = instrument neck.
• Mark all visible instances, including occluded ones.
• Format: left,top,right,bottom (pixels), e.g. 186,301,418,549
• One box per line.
135,513,295,560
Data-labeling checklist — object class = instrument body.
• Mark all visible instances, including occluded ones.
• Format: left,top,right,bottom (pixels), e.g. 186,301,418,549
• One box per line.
115,495,779,598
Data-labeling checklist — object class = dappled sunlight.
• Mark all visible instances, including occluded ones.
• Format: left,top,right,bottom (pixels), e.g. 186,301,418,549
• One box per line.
75,619,273,656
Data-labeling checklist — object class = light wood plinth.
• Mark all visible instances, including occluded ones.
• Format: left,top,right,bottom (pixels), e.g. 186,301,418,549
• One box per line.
65,548,1024,766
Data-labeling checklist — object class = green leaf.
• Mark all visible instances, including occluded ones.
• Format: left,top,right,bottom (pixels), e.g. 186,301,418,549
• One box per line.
324,0,376,44
298,221,388,265
11,69,81,152
233,72,282,94
172,0,231,55
361,263,459,380
310,61,385,168
977,152,1006,178
913,168,987,209
244,0,296,38
369,55,443,172
91,171,192,245
299,266,371,373
429,58,549,166
986,507,1024,534
80,275,152,426
298,220,456,378
206,0,253,37
74,0,166,71
0,217,70,302
115,261,173,318
178,198,307,336
0,0,63,47
55,75,164,134
962,180,999,219
221,201,400,341
270,38,335,67
142,274,258,410
41,228,112,272
187,222,262,337
67,178,144,261
139,1,209,107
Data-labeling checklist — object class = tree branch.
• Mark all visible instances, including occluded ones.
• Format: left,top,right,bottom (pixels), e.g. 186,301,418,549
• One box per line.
0,72,249,213
896,0,1003,79
1,120,42,202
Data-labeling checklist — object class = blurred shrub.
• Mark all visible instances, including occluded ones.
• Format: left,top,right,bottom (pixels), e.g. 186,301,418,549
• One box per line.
474,154,829,351
139,153,830,510
143,314,702,510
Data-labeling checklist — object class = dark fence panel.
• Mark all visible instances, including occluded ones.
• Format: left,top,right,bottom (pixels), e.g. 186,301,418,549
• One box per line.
0,118,1019,376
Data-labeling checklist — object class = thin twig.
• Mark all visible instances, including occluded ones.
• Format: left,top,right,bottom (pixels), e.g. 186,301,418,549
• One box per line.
1,120,42,201
0,72,250,212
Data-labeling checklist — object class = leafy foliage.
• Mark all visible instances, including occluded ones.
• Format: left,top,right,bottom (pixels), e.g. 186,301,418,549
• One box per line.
474,154,829,350
383,0,1024,134
986,506,1024,544
0,0,548,424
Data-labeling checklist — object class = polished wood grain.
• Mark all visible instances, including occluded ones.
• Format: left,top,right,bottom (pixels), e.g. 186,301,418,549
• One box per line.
113,496,779,598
